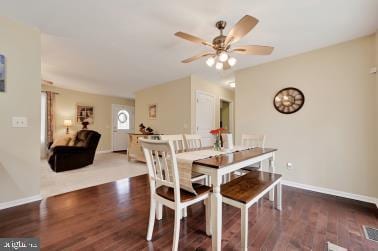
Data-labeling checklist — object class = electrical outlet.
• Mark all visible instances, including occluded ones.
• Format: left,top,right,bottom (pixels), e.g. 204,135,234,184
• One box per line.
286,162,293,170
12,117,28,128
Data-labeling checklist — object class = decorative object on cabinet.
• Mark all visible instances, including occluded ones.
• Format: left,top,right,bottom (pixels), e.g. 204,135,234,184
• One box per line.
139,123,154,135
273,87,304,114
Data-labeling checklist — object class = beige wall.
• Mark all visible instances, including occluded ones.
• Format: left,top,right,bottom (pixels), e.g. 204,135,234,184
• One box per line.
190,75,235,133
135,77,191,134
134,75,234,135
0,17,41,203
42,85,134,151
236,34,377,198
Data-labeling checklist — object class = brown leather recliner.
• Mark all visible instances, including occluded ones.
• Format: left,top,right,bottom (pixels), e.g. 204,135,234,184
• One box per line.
48,130,101,172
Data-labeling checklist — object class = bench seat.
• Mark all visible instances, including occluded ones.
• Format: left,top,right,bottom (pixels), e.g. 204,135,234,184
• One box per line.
221,170,282,204
221,170,282,251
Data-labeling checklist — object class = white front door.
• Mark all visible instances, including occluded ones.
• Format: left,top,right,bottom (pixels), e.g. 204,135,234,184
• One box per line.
112,104,134,151
196,91,215,147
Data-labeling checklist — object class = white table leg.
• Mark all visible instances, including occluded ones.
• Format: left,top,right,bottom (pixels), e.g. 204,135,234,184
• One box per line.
269,154,275,202
211,173,222,251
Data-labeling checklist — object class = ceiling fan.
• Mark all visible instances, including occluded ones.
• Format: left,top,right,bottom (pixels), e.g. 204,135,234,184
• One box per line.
174,15,273,70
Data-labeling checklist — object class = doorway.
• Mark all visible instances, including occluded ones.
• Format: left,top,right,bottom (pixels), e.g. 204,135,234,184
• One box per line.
220,98,234,136
220,100,230,132
112,104,134,152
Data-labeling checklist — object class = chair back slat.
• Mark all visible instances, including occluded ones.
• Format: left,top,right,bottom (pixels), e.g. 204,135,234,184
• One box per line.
241,134,266,148
140,139,180,202
160,135,186,153
184,134,202,151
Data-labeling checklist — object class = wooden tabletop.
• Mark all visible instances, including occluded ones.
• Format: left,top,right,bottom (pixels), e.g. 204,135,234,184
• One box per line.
193,147,277,169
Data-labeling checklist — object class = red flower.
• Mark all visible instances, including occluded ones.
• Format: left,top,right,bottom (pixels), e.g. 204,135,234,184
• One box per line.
210,128,225,135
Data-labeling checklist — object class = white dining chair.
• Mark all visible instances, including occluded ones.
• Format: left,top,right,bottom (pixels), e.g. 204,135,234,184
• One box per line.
183,134,202,150
241,134,266,172
140,139,211,251
160,134,208,218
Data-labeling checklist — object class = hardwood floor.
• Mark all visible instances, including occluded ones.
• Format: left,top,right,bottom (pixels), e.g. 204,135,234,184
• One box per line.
0,174,377,250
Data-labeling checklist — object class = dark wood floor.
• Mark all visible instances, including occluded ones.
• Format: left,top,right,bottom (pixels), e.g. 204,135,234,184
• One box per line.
0,174,377,250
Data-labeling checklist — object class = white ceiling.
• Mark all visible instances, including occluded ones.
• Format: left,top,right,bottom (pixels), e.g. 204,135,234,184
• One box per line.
0,0,377,98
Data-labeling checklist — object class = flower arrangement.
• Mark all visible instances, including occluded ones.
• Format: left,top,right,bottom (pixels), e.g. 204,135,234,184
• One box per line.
210,128,225,151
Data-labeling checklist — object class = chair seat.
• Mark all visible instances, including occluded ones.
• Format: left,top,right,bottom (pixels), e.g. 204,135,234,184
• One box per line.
156,183,211,202
221,170,282,204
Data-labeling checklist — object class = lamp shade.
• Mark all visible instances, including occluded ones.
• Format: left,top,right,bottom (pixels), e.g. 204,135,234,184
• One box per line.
63,119,73,126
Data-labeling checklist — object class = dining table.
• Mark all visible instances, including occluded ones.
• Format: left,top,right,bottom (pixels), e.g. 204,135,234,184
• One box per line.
181,147,278,251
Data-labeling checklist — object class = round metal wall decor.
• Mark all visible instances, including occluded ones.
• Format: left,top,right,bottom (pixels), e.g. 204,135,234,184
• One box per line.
273,87,305,114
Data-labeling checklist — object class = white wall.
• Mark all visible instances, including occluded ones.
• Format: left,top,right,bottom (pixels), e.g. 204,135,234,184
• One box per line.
235,34,377,199
0,17,41,203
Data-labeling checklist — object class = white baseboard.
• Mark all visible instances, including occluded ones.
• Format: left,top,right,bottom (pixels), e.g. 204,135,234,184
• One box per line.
96,149,113,154
0,194,42,210
282,180,378,208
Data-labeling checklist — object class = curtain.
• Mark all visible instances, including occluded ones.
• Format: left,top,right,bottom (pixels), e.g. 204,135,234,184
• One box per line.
40,92,47,158
46,91,56,145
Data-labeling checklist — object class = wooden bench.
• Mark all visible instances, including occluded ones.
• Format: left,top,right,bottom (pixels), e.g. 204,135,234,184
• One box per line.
221,170,282,251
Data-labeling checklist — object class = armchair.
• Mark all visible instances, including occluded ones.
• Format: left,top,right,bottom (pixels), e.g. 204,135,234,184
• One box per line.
48,130,101,172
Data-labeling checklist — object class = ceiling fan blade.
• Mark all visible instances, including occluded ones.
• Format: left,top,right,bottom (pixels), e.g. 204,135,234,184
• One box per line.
181,52,214,63
224,15,259,46
231,45,274,55
223,61,231,70
175,32,213,47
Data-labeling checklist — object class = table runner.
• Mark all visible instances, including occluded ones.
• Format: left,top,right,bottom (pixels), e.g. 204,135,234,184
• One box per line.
175,146,252,195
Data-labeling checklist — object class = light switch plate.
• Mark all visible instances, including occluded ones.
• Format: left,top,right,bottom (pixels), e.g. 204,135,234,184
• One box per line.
12,117,28,128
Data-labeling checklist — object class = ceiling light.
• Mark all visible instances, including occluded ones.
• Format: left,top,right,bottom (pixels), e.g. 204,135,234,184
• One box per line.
206,57,215,67
218,51,229,62
228,57,237,66
229,82,236,88
215,62,223,70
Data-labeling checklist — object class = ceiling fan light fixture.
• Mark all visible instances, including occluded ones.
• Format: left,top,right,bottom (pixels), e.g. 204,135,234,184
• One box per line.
228,57,237,66
215,62,223,70
206,57,215,67
218,51,229,62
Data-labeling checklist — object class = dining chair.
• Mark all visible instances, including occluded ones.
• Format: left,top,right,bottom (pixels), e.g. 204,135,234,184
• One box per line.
183,134,202,150
160,134,208,218
140,139,211,251
240,134,266,173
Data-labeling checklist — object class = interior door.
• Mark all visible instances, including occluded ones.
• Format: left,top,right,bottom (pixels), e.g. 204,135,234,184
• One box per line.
112,104,134,151
196,91,215,147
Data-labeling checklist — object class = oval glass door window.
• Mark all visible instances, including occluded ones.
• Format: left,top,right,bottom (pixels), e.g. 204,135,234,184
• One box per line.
117,110,130,130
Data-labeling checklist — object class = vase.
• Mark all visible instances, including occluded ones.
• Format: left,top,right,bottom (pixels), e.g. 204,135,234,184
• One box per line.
213,135,222,151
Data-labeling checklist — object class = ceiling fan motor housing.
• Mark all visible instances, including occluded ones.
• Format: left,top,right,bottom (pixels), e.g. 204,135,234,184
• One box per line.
214,20,229,52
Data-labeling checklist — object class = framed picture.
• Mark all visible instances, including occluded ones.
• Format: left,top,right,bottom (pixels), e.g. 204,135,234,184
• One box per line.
76,105,94,124
148,104,157,120
0,55,5,92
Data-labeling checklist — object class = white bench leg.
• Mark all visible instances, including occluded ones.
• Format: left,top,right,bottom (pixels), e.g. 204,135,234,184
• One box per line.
147,198,156,240
241,206,248,251
173,209,181,250
276,181,282,211
156,202,163,220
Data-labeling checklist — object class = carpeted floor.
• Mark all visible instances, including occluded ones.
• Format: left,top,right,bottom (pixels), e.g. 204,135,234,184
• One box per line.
40,152,147,198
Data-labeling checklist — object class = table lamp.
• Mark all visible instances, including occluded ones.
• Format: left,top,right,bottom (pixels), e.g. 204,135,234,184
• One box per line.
63,119,73,134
